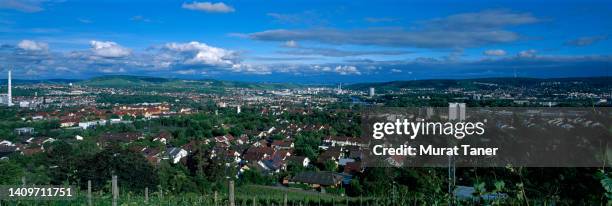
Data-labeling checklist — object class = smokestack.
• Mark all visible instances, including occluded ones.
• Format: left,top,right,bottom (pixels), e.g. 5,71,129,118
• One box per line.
7,69,12,107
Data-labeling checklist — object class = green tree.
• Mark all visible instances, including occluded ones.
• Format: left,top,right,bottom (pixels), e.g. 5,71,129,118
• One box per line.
0,160,24,184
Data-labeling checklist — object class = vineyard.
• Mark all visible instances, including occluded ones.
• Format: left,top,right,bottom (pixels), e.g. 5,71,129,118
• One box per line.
0,184,582,206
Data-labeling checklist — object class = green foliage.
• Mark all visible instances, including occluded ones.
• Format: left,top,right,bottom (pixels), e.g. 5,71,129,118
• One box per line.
325,186,345,195
294,132,322,161
323,160,337,172
346,179,363,197
0,160,24,184
239,169,275,185
96,94,175,104
599,170,612,201
75,146,158,192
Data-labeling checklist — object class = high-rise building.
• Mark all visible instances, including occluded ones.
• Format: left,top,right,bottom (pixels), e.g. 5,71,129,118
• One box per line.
448,102,466,121
7,70,12,107
369,87,375,97
448,103,458,121
459,103,465,120
0,70,12,106
426,107,434,119
336,83,343,94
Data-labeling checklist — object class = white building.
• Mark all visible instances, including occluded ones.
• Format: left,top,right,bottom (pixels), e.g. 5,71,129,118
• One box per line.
0,70,12,106
165,147,188,164
369,87,375,97
78,120,107,129
19,101,30,108
14,127,34,135
448,103,466,121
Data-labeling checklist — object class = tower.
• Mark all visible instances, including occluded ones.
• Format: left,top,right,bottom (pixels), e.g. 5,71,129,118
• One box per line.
448,102,466,121
7,69,12,107
448,103,458,121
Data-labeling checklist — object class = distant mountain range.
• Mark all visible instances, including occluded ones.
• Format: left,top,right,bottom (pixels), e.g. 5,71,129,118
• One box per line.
347,77,611,90
0,75,609,90
79,75,302,89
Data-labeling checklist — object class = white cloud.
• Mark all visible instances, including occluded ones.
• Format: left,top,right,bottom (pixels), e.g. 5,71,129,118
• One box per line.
311,65,331,72
284,40,298,48
99,68,126,73
248,10,540,49
17,40,48,51
483,49,506,56
25,69,39,75
518,49,537,58
266,11,326,25
334,65,361,75
77,18,92,24
182,2,234,13
566,35,608,47
390,68,402,73
364,17,397,23
164,41,236,66
176,69,197,75
90,40,131,58
231,63,271,74
131,15,151,22
0,0,45,13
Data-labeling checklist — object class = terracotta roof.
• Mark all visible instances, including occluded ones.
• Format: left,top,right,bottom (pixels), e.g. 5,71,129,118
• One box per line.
271,140,293,148
343,161,363,174
0,145,17,156
243,146,274,161
317,147,342,163
292,171,343,186
99,132,142,143
286,156,308,164
21,147,42,156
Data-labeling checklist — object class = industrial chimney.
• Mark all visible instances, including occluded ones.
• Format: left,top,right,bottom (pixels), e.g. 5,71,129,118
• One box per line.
7,69,12,107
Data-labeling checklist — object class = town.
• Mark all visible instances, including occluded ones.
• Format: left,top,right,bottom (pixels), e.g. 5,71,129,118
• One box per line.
0,73,610,204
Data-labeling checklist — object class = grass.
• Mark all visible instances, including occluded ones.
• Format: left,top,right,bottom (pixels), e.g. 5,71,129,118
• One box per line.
0,185,579,206
0,185,381,206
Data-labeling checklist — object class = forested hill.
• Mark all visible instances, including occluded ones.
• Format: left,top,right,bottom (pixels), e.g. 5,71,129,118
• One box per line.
346,77,611,90
78,75,301,89
3,75,609,90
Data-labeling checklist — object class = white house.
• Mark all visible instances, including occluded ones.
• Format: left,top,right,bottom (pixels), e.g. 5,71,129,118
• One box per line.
166,147,188,164
0,140,14,146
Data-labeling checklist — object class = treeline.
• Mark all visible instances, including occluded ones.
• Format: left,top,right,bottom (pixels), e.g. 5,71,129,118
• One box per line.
96,94,177,104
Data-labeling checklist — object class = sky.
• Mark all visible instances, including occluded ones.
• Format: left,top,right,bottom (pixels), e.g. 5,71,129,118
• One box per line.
0,0,610,83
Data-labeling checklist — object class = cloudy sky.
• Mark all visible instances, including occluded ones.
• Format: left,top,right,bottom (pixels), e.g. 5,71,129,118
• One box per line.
0,0,610,83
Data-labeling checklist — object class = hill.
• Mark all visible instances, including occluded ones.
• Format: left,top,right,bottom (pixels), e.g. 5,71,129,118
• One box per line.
79,75,301,89
347,77,611,90
79,75,172,87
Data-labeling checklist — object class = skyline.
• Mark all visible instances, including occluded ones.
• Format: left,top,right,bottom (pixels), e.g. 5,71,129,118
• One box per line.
0,0,611,83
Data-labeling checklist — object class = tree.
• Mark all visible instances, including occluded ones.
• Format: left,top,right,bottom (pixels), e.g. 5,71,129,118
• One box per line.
76,146,158,192
46,141,76,185
323,160,337,172
347,179,363,197
240,169,274,185
0,160,24,184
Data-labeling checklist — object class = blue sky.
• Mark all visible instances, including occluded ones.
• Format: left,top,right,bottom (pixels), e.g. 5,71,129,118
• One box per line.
0,0,610,83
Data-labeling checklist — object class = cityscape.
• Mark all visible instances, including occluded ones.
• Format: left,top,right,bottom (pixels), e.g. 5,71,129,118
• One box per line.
0,0,611,205
0,72,610,205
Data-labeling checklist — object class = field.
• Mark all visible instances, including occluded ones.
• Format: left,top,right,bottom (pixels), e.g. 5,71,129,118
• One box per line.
0,184,572,206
